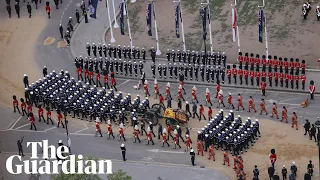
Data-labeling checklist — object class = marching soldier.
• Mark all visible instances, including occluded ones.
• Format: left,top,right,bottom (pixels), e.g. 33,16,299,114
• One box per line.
259,99,268,115
174,63,178,79
260,78,267,96
217,90,225,108
102,44,107,57
150,47,156,62
161,128,169,147
200,65,205,81
244,68,249,85
184,64,189,80
205,88,212,106
255,70,260,86
158,64,162,78
179,50,184,63
136,47,141,59
28,113,37,131
317,5,320,21
133,125,141,143
178,85,185,101
13,96,20,114
194,64,199,81
166,49,170,61
290,72,294,89
154,79,159,99
210,66,214,82
95,120,103,137
151,62,156,78
173,129,182,149
237,93,245,111
271,102,279,119
119,123,126,141
86,43,91,56
238,66,243,85
227,93,235,109
128,61,133,76
134,62,138,76
309,80,315,100
226,65,231,84
291,112,298,130
139,61,144,75
281,106,288,123
248,96,257,113
46,107,54,125
187,50,191,64
268,67,273,87
143,80,150,97
249,70,255,86
98,44,102,57
191,86,198,103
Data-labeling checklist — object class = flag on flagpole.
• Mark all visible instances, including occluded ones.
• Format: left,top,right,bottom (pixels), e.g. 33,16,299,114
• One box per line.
146,2,152,36
89,0,98,19
175,3,180,38
201,7,207,41
120,2,125,35
232,7,237,43
123,0,127,16
258,9,263,43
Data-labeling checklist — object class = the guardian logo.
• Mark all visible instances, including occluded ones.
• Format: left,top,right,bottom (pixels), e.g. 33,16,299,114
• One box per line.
6,140,112,175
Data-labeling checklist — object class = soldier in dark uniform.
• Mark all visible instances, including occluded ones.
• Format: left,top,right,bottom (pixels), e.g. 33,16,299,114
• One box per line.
122,46,127,59
133,62,138,76
221,67,226,84
132,47,137,59
169,63,173,78
163,64,167,79
158,64,162,78
119,60,123,75
215,67,220,84
138,61,144,75
150,47,156,62
86,43,91,56
129,61,133,76
207,65,212,82
151,62,156,78
171,50,176,62
183,64,188,80
187,50,191,64
217,52,222,66
189,64,193,80
192,51,196,64
177,50,182,62
98,44,102,57
92,43,97,57
210,66,215,82
182,51,186,63
194,64,199,81
166,49,171,61
114,59,119,74
196,52,201,65
174,63,178,79
112,45,117,58
102,44,107,57
200,65,205,81
142,48,146,61
222,52,227,67
201,51,206,65
212,52,216,66
124,61,128,76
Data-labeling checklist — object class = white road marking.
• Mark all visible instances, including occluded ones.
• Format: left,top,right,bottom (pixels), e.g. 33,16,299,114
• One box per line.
60,0,75,24
67,132,94,136
72,122,88,133
142,157,154,162
14,123,31,130
44,127,57,132
117,80,130,88
9,116,22,130
147,149,185,154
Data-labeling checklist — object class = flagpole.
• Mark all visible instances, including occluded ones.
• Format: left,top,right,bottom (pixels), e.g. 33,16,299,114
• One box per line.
231,0,240,53
201,0,213,54
126,0,134,49
112,0,119,28
258,0,268,60
173,0,186,52
152,0,161,55
107,0,116,43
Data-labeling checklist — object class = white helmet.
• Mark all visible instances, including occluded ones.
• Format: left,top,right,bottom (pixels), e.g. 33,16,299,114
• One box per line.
134,125,138,130
192,86,197,90
154,79,158,84
121,144,125,147
206,88,210,93
174,129,178,135
119,123,124,128
167,82,170,87
107,120,111,124
162,128,167,134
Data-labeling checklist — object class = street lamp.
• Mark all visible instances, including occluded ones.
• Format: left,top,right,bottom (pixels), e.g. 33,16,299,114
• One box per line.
315,119,320,175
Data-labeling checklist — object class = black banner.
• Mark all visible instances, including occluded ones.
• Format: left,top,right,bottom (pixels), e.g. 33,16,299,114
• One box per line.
201,7,207,41
175,3,180,38
120,2,125,35
146,3,152,36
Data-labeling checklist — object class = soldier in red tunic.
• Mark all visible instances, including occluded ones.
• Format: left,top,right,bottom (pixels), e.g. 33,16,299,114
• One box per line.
301,60,306,71
27,102,32,114
217,91,225,108
295,72,300,89
95,70,102,87
185,134,191,152
244,68,249,85
309,80,315,100
208,144,215,161
244,53,249,69
107,120,115,139
180,80,186,94
161,128,169,147
165,82,171,100
178,85,185,101
20,98,27,116
271,102,279,119
259,99,268,115
143,80,150,97
199,104,206,120
285,73,290,88
273,56,279,72
281,106,288,123
249,70,255,86
238,66,243,85
216,82,221,98
232,64,238,84
290,73,294,89
295,58,300,73
238,52,243,67
301,69,306,90
95,120,103,137
280,72,285,87
154,79,159,99
226,65,232,84
103,73,110,89
46,107,54,125
13,95,20,114
191,86,198,103
29,112,37,131
268,66,273,87
267,55,273,67
274,71,279,87
38,105,45,122
119,123,126,141
262,55,267,68
197,141,204,156
260,78,267,96
289,58,295,75
227,93,235,109
284,58,289,73
173,129,181,149
77,67,83,81
279,57,284,73
133,125,141,143
89,70,95,85
248,96,257,113
223,151,230,166
255,54,260,71
84,69,89,83
255,70,260,87
57,111,65,128
208,107,213,119
111,72,118,91
237,94,245,111
249,53,255,69
205,88,212,106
